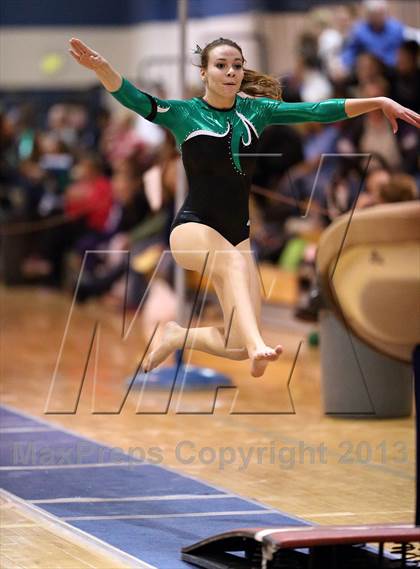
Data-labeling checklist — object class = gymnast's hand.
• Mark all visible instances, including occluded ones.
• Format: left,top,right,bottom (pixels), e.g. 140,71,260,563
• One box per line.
345,97,420,134
69,38,107,70
380,98,420,134
68,37,122,92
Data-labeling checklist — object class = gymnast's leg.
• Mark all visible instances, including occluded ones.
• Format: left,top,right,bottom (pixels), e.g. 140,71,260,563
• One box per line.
216,237,282,376
144,223,282,376
145,321,248,364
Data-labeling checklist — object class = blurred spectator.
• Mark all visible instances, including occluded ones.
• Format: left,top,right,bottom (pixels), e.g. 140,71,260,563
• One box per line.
341,0,404,73
21,155,113,285
251,120,305,262
17,158,47,218
337,76,402,170
380,172,418,202
111,156,153,232
313,5,357,80
101,113,148,167
282,32,333,103
357,168,418,208
7,103,38,162
0,110,19,215
388,41,420,176
323,165,368,220
46,103,88,148
355,166,391,209
253,125,304,197
86,106,112,157
37,133,74,209
391,40,420,112
65,155,113,233
288,121,342,200
350,52,389,95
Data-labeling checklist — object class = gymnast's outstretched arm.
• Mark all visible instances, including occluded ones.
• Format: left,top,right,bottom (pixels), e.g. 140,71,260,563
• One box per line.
69,38,188,133
260,95,420,134
69,37,161,119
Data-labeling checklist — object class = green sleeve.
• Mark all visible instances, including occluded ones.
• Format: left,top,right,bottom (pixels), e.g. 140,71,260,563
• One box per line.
259,97,349,126
109,77,188,132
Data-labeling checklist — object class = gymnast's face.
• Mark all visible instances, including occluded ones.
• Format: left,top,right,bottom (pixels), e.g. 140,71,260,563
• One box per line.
201,45,244,103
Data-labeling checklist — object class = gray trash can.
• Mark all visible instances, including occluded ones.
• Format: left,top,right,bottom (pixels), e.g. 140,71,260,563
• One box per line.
319,309,413,418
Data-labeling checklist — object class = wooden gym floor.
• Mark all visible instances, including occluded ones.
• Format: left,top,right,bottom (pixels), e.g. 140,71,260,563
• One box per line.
0,271,415,567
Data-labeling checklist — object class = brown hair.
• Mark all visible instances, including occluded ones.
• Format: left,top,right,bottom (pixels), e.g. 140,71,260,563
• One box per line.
379,173,418,203
198,37,282,100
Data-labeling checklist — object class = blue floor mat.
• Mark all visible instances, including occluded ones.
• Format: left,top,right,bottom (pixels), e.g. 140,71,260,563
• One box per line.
0,405,309,568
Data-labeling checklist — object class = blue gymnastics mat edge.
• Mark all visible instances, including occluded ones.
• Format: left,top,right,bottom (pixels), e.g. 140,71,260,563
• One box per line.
0,487,154,568
0,403,312,527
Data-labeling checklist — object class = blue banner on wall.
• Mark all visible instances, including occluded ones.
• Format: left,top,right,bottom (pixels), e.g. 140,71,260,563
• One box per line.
0,0,354,27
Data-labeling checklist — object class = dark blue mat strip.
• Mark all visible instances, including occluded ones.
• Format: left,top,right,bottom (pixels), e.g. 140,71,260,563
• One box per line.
0,405,309,568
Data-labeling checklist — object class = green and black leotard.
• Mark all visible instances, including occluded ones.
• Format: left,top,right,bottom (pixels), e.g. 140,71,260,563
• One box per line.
111,78,349,246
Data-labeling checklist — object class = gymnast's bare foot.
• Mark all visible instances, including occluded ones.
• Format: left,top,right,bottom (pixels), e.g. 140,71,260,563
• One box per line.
249,344,283,378
143,321,181,372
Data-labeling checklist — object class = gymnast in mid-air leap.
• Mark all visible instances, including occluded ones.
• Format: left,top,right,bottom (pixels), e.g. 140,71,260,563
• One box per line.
69,36,420,378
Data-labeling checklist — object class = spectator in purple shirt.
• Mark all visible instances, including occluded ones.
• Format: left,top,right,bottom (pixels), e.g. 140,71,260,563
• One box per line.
342,0,404,72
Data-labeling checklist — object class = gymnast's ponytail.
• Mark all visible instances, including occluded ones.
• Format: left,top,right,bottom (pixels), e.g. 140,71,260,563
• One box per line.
240,68,282,100
196,37,282,100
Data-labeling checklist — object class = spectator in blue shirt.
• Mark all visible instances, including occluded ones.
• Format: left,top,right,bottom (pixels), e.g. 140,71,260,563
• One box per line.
342,0,404,72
